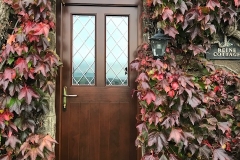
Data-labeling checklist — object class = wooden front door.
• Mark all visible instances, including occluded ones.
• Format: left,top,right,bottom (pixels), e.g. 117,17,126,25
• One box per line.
60,5,138,160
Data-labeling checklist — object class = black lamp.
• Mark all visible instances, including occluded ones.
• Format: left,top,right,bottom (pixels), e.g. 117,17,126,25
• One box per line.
149,28,171,59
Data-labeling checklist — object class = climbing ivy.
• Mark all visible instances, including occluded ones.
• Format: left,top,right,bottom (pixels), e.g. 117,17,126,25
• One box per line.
0,0,60,159
132,0,240,159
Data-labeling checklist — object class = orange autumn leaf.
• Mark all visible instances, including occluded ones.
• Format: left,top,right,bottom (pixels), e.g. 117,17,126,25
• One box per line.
146,0,153,6
7,34,16,45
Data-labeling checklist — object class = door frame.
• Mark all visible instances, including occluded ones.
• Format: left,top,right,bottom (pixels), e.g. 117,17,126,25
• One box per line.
55,1,142,159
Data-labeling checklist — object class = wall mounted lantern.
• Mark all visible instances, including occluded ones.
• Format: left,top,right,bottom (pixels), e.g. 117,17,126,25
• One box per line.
149,29,171,59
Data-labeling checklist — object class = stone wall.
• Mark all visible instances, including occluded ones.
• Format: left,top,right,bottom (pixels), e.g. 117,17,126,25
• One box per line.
213,60,240,75
38,93,56,138
0,2,9,46
38,0,57,138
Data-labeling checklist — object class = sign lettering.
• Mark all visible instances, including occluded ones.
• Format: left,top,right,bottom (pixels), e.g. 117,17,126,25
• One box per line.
206,43,240,60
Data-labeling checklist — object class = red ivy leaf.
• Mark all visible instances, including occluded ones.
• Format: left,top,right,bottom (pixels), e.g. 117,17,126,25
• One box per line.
176,14,184,23
142,91,156,105
14,57,28,75
16,33,26,44
41,81,55,95
26,54,41,66
0,154,11,160
148,132,168,153
39,135,57,152
26,134,40,144
179,1,188,14
44,151,55,160
20,0,35,8
184,8,200,24
14,43,25,56
200,124,216,131
148,112,162,126
142,43,149,50
199,145,211,159
204,23,216,34
5,135,21,149
18,85,39,104
154,95,166,106
217,122,231,133
5,44,15,57
197,108,208,118
136,122,147,133
188,44,206,56
163,26,179,39
142,154,159,160
141,81,150,90
130,60,140,70
234,0,240,7
179,76,187,88
8,97,22,115
3,0,12,5
153,0,162,5
162,7,174,22
136,73,149,82
168,128,184,144
24,21,34,34
0,95,10,109
220,107,233,117
0,78,9,91
19,142,30,156
188,144,199,155
189,112,201,125
44,52,61,67
207,117,218,125
3,68,16,82
153,60,164,70
206,0,220,10
38,36,50,51
185,88,192,98
23,147,44,160
161,112,180,128
34,62,50,77
187,96,201,108
33,22,50,37
187,26,201,40
213,148,232,160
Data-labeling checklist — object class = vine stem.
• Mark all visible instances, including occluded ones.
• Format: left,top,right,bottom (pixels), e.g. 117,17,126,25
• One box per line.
12,19,19,35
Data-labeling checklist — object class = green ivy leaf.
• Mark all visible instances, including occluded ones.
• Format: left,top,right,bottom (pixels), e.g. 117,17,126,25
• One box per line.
7,57,15,65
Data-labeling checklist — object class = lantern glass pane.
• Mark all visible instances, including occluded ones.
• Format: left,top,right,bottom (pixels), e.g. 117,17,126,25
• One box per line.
161,39,168,54
150,39,169,57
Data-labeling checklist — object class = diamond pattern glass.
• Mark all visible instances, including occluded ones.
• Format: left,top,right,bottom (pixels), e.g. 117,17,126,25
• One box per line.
72,15,95,85
106,16,128,86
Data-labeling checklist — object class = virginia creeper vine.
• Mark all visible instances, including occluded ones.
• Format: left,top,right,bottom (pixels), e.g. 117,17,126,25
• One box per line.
0,0,60,159
132,0,240,159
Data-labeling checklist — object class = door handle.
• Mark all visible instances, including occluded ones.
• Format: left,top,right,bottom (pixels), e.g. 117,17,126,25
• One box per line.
63,94,78,97
63,86,77,109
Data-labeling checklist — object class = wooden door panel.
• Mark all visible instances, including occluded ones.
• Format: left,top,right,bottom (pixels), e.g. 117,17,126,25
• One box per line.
62,102,136,160
60,5,138,160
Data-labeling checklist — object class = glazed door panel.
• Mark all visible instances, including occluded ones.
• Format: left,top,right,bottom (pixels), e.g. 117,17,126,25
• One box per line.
60,5,138,160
